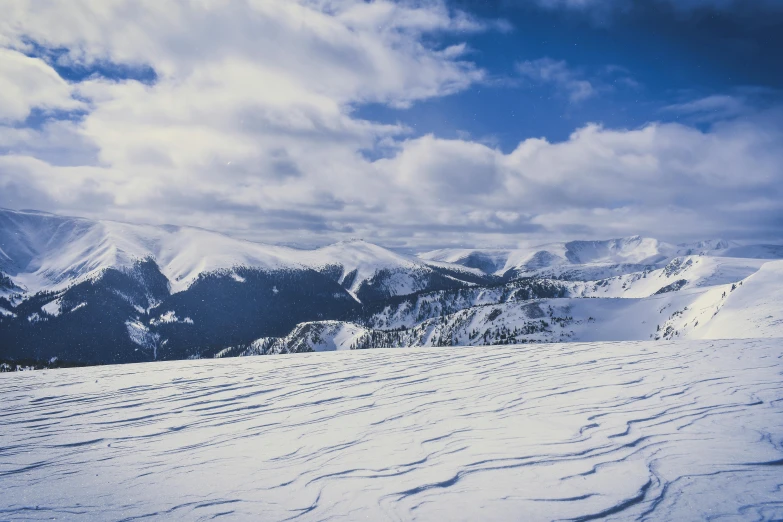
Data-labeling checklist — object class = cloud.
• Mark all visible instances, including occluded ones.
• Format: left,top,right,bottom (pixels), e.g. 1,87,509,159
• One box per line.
535,0,607,8
1,0,782,248
0,0,500,241
0,49,83,121
516,58,597,103
1,1,487,107
369,109,783,245
662,95,748,122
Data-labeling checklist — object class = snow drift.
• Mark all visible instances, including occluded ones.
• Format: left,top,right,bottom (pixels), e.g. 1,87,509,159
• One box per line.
1,339,782,520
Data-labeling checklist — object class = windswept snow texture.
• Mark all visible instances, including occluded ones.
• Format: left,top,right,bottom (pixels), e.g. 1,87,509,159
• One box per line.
2,339,782,521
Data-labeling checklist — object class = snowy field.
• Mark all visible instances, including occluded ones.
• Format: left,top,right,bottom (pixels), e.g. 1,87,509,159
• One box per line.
2,340,783,521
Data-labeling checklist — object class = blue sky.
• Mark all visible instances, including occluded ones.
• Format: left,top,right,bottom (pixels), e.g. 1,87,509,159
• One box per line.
360,0,783,149
0,0,782,249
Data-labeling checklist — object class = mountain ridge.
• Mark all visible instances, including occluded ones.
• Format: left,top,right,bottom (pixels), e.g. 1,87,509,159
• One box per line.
2,207,783,366
0,208,486,298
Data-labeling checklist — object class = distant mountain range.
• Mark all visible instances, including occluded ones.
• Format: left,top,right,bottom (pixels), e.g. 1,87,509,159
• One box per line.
2,207,782,366
421,236,783,279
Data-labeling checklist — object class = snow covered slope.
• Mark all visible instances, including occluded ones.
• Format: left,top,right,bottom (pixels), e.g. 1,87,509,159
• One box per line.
420,236,675,277
295,239,487,302
2,340,782,520
0,208,304,294
678,239,783,259
0,209,496,364
0,208,483,297
421,236,783,279
693,259,783,339
4,207,782,366
569,255,769,298
245,290,698,351
217,320,370,356
249,255,782,351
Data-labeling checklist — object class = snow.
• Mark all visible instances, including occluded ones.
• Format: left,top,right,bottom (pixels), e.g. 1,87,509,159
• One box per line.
316,322,367,351
420,237,783,278
0,209,473,297
152,225,304,293
298,240,417,285
0,208,308,294
260,253,782,350
239,321,371,354
296,239,481,297
542,259,783,342
1,339,781,520
126,320,161,356
26,312,44,323
150,310,194,325
41,299,61,317
694,259,783,339
420,237,675,276
291,321,368,352
5,207,779,314
568,256,768,299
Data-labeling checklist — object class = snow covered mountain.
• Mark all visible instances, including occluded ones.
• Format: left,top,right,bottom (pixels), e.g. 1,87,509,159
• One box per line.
420,235,783,280
0,208,490,364
2,207,783,366
0,208,484,297
227,258,783,354
420,236,673,278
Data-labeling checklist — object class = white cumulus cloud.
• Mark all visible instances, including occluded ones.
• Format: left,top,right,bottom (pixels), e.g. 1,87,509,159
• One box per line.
0,0,781,249
0,49,83,121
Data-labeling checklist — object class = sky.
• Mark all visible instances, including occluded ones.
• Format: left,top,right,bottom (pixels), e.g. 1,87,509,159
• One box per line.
1,0,782,250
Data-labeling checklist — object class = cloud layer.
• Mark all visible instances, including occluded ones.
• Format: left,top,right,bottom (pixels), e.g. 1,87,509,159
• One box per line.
1,0,782,249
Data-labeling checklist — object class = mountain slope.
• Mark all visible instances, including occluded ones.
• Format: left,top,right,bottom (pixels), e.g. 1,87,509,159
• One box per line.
0,208,302,294
244,256,782,353
294,239,490,303
568,255,769,298
0,259,171,364
692,259,783,339
0,208,489,364
0,208,486,299
421,236,783,280
420,236,675,278
3,207,783,366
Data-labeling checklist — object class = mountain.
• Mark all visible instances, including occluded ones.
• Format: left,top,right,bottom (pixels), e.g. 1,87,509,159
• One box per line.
3,207,783,367
419,236,674,279
0,208,485,298
676,239,783,259
229,258,783,353
419,235,783,280
216,320,371,357
292,239,490,302
691,259,783,339
0,208,489,364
